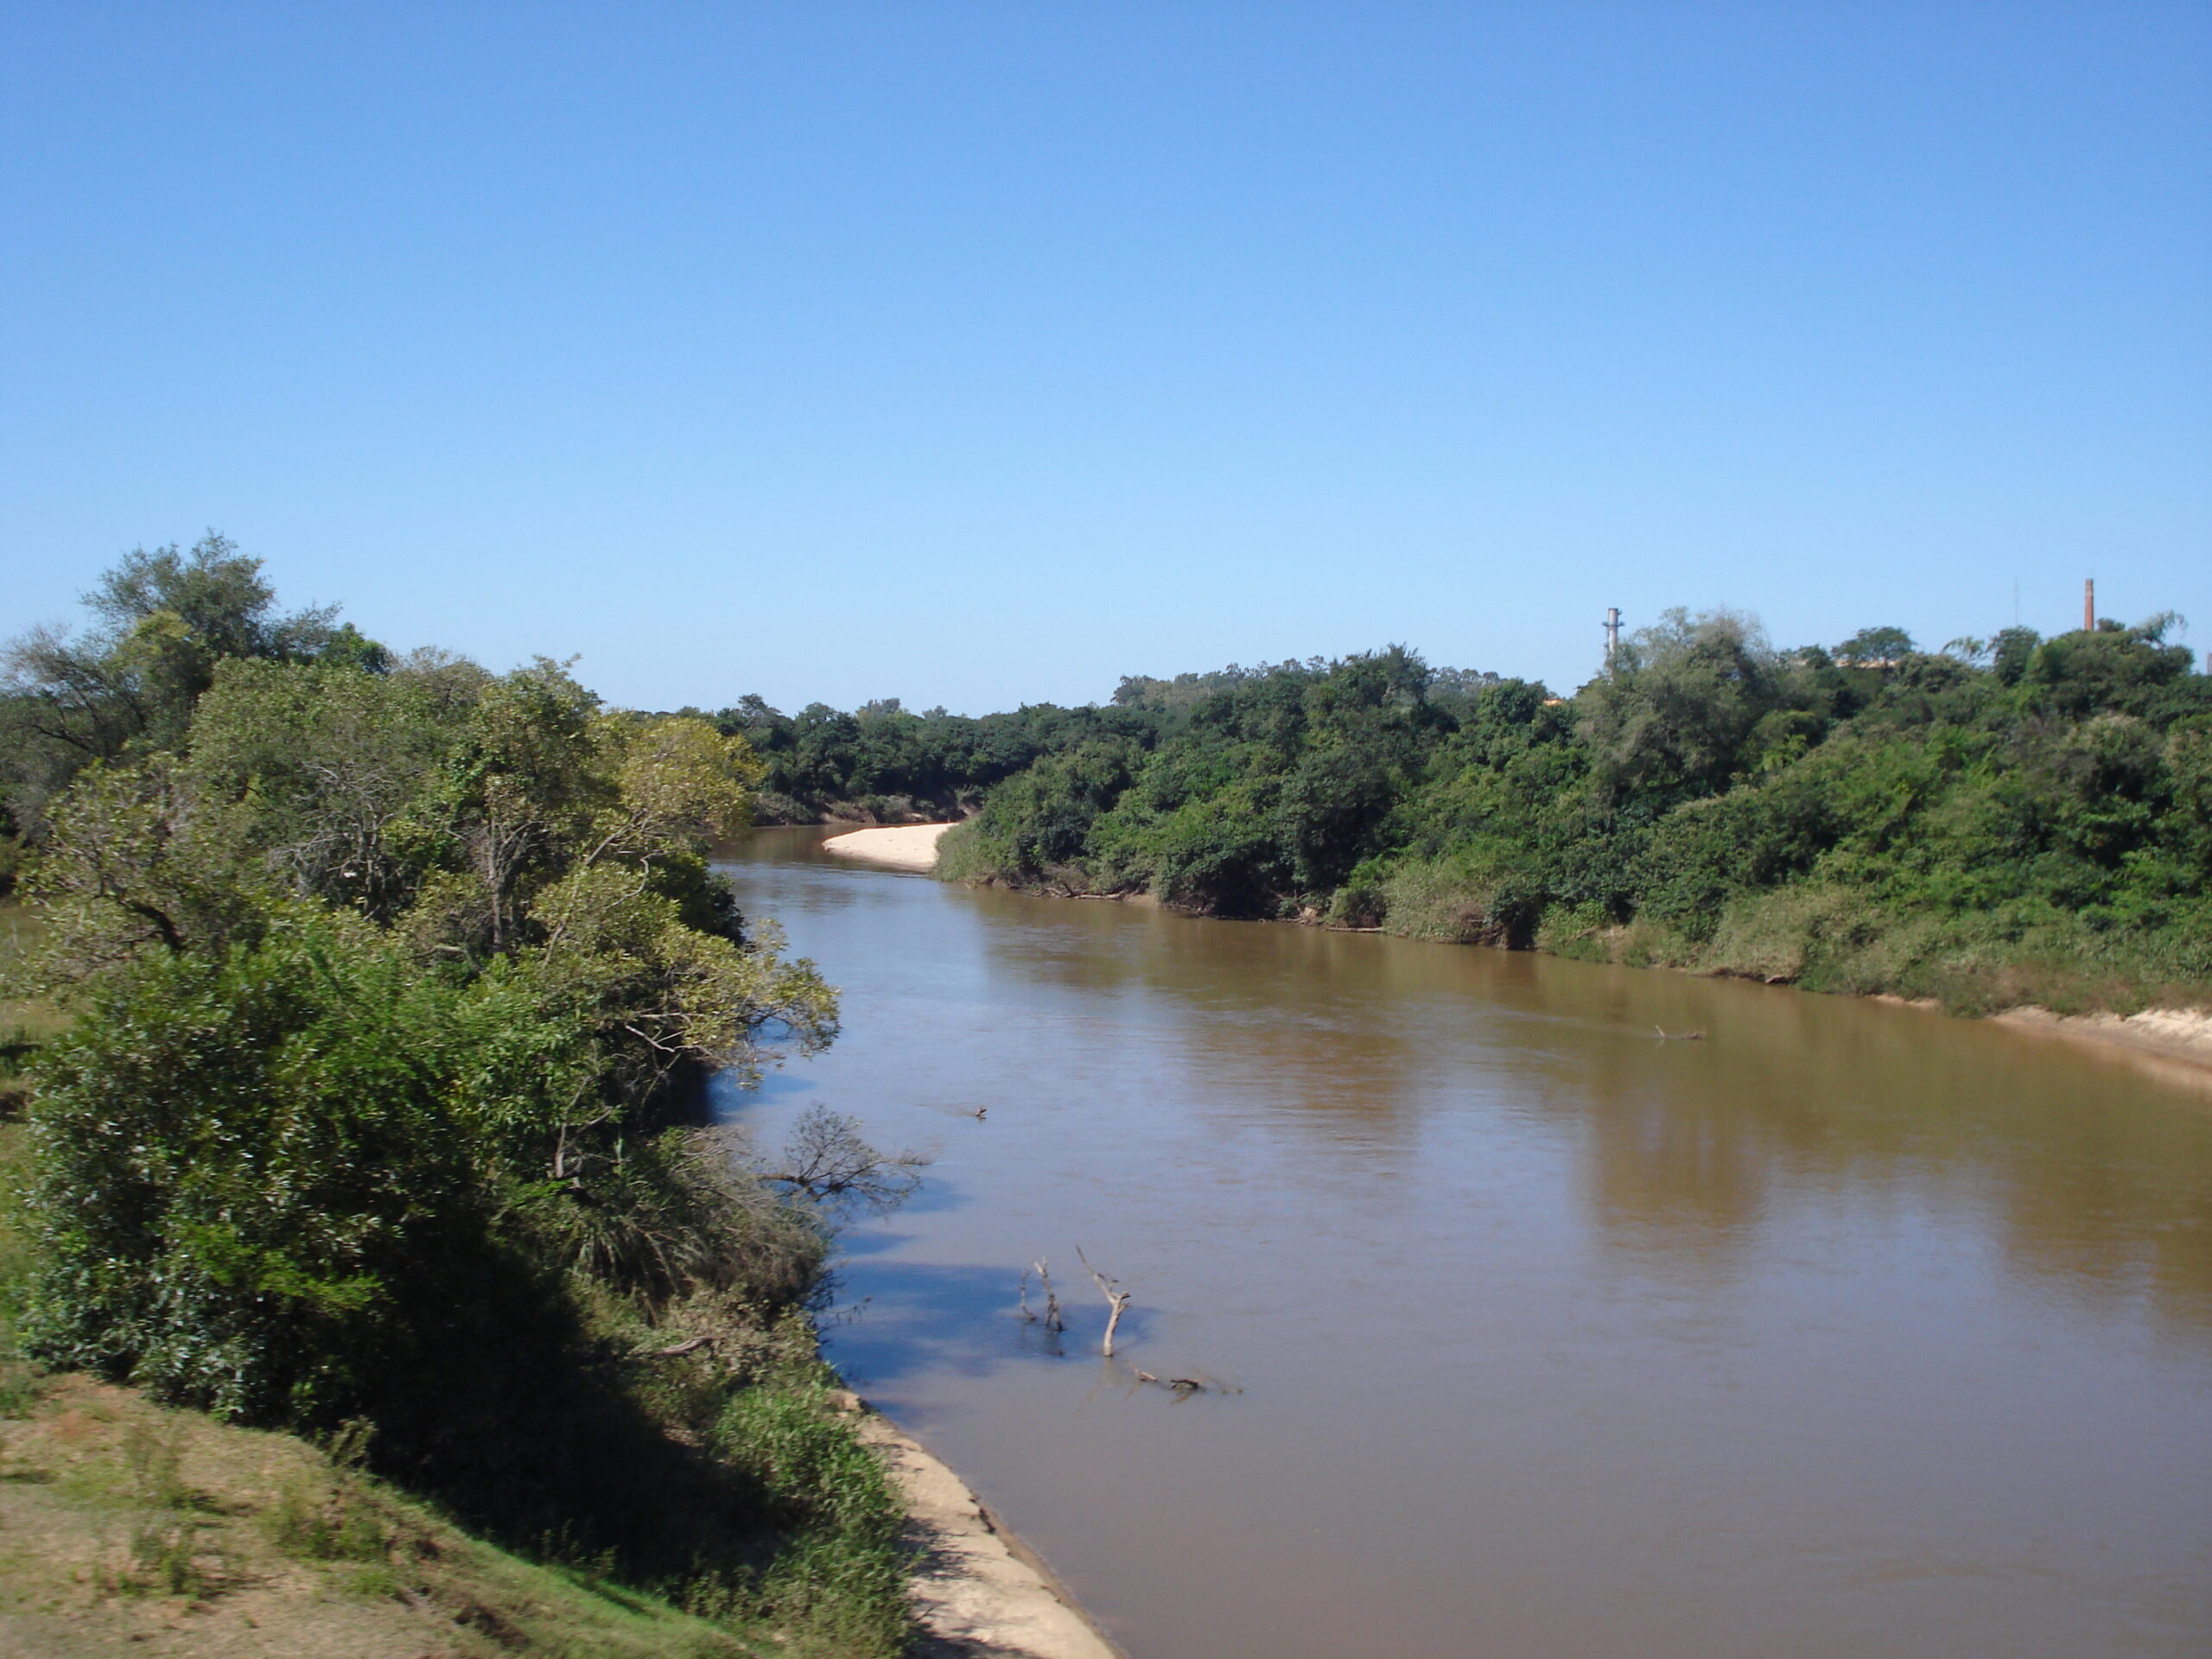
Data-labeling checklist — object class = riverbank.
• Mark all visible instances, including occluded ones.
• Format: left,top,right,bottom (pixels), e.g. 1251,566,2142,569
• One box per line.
1986,1004,2212,1090
8,884,1116,1654
835,1394,1122,1659
939,867,2212,1082
0,1368,1121,1659
823,823,955,872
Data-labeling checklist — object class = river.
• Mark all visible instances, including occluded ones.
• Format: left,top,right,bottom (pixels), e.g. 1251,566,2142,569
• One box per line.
713,828,2212,1659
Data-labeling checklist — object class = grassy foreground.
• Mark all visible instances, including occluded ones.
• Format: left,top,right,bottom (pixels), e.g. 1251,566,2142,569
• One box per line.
0,1110,909,1659
0,1372,757,1658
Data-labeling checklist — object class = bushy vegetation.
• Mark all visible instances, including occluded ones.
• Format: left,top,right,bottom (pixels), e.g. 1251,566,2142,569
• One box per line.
693,693,1160,824
0,537,916,1654
696,661,1508,828
938,613,2212,1014
0,533,385,876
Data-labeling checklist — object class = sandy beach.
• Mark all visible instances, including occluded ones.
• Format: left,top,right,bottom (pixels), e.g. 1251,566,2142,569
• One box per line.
822,823,956,872
829,1394,1122,1659
1989,1004,2212,1094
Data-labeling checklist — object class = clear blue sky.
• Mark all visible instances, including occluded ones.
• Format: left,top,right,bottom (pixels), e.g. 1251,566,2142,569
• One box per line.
3,3,2207,711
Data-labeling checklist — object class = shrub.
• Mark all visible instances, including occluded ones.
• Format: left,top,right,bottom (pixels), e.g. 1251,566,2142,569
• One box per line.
711,1382,908,1651
1377,855,1515,945
19,918,501,1422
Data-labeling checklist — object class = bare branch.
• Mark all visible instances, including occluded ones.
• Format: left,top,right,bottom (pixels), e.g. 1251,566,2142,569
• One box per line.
1075,1245,1133,1358
758,1104,926,1217
1030,1259,1064,1332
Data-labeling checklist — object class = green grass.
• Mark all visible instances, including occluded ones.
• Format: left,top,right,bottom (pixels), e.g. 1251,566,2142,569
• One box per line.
0,1373,779,1657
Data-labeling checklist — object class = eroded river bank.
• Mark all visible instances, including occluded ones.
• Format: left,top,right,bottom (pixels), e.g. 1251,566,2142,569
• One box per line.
720,827,2212,1659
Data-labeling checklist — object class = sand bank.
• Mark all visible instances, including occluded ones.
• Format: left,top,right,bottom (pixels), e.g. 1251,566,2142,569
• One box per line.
1869,995,2212,1093
1989,1004,2212,1095
822,823,955,872
830,1394,1122,1659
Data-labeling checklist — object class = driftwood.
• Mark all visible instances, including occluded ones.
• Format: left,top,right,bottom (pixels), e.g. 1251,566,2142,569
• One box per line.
1020,1261,1064,1332
1653,1026,1706,1041
1076,1246,1132,1358
1131,1367,1237,1397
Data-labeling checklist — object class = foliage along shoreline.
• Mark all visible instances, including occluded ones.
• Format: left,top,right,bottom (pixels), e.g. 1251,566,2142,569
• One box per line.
1,537,926,1655
925,616,2211,1023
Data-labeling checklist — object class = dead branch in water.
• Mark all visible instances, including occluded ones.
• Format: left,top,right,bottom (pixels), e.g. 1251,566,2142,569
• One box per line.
1076,1245,1133,1358
1021,1259,1064,1332
1132,1370,1197,1392
758,1104,928,1212
1130,1366,1241,1397
1653,1026,1706,1041
1134,1371,1203,1393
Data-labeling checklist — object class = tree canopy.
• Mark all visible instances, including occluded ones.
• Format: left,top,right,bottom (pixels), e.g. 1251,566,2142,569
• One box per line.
938,613,2212,1013
2,541,912,1650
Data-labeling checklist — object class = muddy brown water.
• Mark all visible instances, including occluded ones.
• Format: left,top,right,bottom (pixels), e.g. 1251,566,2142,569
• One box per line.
714,829,2212,1659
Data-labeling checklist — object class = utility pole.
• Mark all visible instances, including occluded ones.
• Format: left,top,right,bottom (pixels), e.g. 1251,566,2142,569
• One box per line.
1604,607,1622,677
2084,579,2095,632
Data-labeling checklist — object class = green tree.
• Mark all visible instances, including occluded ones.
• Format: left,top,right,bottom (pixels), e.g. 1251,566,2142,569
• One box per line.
1575,608,1780,804
0,532,377,837
1833,625,1916,665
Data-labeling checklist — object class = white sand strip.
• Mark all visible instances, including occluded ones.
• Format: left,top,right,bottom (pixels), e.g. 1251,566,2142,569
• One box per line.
835,1395,1123,1659
822,823,955,872
1991,1004,2212,1095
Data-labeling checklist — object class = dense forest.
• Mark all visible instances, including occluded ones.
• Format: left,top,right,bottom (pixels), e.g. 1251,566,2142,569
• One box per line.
680,694,1154,824
683,665,1506,825
0,537,918,1655
938,612,2212,1014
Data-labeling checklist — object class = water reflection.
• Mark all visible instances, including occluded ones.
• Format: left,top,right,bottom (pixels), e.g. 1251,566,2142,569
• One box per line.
825,1254,1163,1388
717,829,2212,1659
728,832,2212,1330
976,858,2212,1325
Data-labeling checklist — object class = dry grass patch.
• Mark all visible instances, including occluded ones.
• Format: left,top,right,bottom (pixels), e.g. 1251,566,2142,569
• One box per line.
0,1375,768,1658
